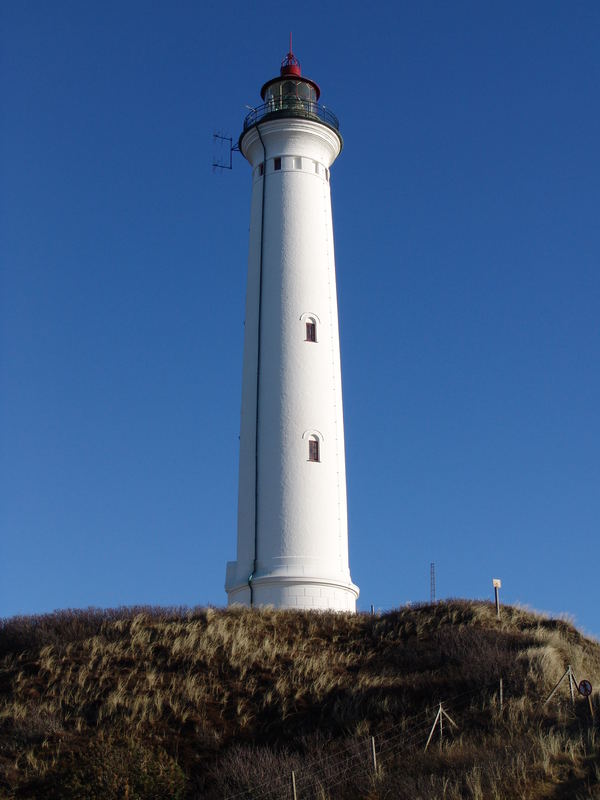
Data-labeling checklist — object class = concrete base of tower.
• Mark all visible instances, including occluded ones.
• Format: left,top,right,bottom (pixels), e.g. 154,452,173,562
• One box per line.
225,564,359,611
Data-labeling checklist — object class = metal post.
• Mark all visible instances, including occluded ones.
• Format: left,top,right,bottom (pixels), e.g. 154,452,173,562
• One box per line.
499,677,503,711
370,736,377,773
370,604,374,616
439,702,443,750
492,578,501,618
430,562,436,604
291,770,297,800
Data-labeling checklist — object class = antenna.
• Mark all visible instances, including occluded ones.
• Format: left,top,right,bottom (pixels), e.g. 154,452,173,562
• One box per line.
289,31,293,56
212,132,239,171
430,562,436,604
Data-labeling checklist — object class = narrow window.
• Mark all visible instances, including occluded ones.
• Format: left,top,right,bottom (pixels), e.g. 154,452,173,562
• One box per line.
306,321,316,342
314,161,319,174
274,157,281,171
308,437,320,462
294,157,302,170
258,162,264,176
325,168,330,182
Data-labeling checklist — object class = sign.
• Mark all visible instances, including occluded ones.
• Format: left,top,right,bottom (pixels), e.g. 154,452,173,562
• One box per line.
578,680,592,697
492,579,501,588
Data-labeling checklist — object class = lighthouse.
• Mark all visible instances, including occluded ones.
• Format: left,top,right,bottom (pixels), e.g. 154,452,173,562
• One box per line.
225,46,359,611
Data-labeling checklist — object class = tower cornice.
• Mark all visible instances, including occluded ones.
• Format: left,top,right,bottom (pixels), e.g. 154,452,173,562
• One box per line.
240,117,343,166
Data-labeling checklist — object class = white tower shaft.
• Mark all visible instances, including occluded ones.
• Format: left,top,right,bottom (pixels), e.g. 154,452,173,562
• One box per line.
225,55,358,611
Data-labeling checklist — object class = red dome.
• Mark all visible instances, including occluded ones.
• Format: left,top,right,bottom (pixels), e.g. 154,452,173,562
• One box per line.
281,50,301,77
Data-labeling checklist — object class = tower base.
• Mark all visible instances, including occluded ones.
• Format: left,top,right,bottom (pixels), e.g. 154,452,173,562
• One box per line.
226,566,359,611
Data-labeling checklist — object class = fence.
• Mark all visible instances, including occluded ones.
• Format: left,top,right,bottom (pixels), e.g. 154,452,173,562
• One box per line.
222,670,598,799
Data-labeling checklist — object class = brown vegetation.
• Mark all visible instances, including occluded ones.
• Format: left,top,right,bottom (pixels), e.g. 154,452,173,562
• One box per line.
1,601,599,799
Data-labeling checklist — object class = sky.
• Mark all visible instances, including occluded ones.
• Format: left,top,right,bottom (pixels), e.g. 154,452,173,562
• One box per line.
2,2,599,638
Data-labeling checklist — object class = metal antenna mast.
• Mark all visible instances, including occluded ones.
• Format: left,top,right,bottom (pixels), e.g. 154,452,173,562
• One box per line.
212,132,239,171
430,562,436,603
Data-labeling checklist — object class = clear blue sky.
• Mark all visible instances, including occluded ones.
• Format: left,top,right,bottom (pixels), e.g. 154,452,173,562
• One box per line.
2,2,599,637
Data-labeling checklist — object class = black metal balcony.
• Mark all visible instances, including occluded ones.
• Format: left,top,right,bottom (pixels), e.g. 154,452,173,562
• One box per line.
242,97,340,133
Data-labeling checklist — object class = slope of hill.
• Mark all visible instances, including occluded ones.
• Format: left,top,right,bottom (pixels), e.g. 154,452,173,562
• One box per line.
1,601,599,799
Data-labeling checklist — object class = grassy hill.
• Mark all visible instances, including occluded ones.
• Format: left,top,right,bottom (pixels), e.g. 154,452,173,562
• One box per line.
1,601,599,799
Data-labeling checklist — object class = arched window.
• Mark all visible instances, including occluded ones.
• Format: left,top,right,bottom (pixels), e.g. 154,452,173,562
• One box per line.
303,429,324,463
300,313,320,343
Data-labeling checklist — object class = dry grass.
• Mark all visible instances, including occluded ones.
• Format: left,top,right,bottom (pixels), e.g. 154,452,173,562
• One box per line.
1,600,599,798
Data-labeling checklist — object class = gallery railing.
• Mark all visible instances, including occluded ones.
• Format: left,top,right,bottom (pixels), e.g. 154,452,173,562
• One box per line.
242,98,340,132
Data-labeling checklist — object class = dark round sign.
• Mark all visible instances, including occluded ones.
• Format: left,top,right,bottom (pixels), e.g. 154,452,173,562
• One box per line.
578,680,592,697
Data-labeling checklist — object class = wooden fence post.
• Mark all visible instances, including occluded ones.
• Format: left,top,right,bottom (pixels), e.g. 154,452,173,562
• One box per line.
370,735,377,774
567,665,576,707
425,702,458,752
291,770,297,800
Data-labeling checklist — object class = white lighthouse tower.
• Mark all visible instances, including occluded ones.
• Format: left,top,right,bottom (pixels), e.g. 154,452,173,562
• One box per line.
225,46,359,611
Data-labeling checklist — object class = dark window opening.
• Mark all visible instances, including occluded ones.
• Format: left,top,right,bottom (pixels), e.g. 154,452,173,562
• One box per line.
306,322,316,342
274,157,281,171
258,162,264,176
308,438,320,462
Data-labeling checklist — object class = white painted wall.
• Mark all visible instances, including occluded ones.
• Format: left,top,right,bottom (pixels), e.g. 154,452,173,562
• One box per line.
225,117,359,611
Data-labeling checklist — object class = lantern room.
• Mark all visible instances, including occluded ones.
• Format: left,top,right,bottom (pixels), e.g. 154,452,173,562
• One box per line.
240,45,340,142
260,50,321,105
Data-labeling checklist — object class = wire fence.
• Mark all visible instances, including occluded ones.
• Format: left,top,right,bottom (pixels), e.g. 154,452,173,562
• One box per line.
221,672,598,800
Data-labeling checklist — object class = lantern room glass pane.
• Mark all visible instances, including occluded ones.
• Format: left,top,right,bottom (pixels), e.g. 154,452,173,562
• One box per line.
264,80,317,107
